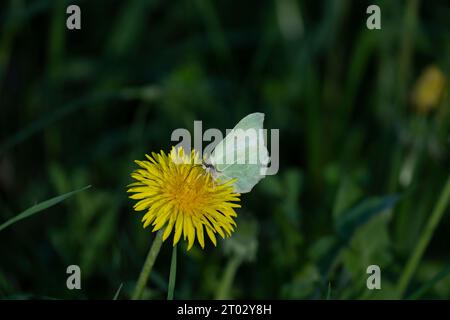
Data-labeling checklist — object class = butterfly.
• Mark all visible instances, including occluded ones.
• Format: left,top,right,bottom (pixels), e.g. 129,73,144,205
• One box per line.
203,112,270,194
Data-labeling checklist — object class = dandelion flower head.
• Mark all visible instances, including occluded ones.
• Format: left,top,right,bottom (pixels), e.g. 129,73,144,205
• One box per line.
128,147,241,250
411,65,446,113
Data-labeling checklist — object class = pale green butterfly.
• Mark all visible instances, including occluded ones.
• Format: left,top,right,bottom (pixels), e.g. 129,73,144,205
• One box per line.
204,112,270,194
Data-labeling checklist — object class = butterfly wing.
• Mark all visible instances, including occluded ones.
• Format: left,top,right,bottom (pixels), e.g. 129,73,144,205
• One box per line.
209,112,270,193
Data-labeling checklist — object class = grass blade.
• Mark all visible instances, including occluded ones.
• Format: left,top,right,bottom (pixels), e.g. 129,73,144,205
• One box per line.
0,185,91,232
407,263,450,300
397,175,450,297
113,283,123,300
0,92,120,154
326,282,332,300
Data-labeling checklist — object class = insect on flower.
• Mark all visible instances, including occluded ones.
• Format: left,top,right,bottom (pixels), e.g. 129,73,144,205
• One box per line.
128,113,271,250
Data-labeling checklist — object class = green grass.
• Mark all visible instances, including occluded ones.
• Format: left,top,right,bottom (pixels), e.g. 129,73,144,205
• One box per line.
0,0,449,300
0,185,91,232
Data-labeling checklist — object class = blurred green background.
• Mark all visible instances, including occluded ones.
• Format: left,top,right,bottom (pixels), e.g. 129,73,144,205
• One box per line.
0,0,449,299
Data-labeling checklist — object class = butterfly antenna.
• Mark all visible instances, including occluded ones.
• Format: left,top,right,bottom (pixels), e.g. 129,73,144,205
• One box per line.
182,156,203,182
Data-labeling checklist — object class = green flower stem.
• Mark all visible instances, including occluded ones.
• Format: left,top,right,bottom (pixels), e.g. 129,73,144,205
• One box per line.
397,175,450,297
215,256,243,300
167,245,177,300
132,230,164,300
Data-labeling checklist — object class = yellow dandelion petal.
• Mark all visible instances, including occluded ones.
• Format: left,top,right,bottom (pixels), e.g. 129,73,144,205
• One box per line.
184,215,196,250
142,215,155,228
162,210,177,241
151,204,173,232
205,225,217,246
128,146,241,250
194,219,205,249
173,212,184,246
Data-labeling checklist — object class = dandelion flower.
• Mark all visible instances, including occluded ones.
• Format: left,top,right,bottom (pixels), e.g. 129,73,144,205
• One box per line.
128,147,241,250
411,65,446,113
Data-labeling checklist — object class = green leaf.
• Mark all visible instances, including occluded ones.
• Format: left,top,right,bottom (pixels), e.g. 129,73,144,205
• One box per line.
0,185,91,232
335,194,400,240
333,177,362,220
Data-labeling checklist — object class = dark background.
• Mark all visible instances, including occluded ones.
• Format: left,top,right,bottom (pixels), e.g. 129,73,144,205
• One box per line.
0,0,449,299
